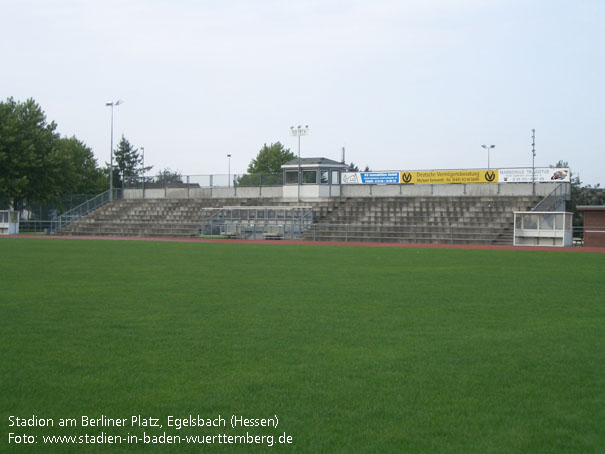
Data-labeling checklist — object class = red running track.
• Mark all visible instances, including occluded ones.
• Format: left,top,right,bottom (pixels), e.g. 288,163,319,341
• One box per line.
4,234,605,253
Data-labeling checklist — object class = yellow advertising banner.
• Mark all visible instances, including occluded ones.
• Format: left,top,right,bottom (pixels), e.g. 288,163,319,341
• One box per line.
400,169,498,184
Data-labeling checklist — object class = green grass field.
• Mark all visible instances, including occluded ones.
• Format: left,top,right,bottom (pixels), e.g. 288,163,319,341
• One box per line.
1,238,604,453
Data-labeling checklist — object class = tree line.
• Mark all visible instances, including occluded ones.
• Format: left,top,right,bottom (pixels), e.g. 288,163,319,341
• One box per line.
2,97,601,223
1,97,371,209
0,97,180,211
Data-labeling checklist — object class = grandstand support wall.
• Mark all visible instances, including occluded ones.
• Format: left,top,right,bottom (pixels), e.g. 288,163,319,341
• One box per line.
123,182,563,201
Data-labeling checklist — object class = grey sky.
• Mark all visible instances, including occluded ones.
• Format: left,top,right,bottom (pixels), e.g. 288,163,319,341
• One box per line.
2,0,603,185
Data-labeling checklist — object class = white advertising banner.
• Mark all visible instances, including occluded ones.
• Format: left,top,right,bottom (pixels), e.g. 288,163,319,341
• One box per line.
499,168,570,183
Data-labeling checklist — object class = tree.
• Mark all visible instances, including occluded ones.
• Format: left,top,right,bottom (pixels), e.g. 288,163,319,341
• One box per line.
154,168,183,184
112,135,143,188
551,160,605,226
57,136,108,194
0,97,62,208
237,142,294,187
0,97,117,215
247,142,295,174
347,162,371,172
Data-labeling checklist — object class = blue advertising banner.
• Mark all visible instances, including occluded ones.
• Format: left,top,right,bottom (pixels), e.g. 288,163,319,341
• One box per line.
359,172,400,184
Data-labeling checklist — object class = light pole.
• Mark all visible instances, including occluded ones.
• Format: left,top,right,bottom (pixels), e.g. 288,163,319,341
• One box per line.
105,100,123,200
227,154,232,188
481,144,495,169
531,129,536,195
140,146,145,196
140,147,145,182
290,125,309,201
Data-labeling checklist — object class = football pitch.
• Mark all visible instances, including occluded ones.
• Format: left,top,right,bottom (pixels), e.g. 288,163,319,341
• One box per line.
1,238,604,452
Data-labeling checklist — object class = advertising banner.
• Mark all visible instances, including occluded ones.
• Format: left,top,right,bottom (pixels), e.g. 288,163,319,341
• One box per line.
400,170,498,184
341,168,569,185
498,168,570,183
341,172,400,185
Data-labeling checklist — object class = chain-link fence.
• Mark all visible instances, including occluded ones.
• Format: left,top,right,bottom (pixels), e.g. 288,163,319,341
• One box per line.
0,194,101,221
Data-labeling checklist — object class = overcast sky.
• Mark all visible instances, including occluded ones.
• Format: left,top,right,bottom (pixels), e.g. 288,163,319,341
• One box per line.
2,0,604,185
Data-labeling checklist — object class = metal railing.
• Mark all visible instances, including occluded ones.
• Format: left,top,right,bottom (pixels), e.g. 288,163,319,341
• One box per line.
532,183,571,212
0,194,102,221
15,221,601,247
19,220,55,234
123,174,283,189
49,188,122,233
50,220,201,237
303,222,513,245
201,206,314,239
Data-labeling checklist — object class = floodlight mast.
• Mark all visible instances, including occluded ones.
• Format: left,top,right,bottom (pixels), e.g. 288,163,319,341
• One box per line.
531,129,536,195
290,125,309,202
481,144,496,169
106,100,124,201
227,154,232,188
140,147,145,180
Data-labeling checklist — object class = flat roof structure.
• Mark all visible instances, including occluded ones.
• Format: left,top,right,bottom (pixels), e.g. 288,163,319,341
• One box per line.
576,205,605,211
281,157,348,169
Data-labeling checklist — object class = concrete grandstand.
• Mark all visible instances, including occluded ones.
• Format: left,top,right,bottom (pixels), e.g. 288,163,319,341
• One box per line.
54,162,571,245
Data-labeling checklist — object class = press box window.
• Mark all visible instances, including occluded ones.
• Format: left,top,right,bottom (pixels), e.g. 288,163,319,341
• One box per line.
331,171,340,184
320,171,329,184
303,170,317,184
285,171,298,184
